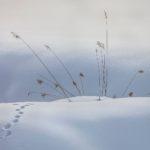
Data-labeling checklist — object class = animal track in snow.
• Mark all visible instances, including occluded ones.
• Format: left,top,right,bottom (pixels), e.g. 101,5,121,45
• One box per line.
13,103,19,106
4,123,12,129
0,128,12,140
0,129,5,139
5,130,12,137
18,111,24,114
15,115,20,118
12,119,19,123
20,106,25,109
0,102,34,141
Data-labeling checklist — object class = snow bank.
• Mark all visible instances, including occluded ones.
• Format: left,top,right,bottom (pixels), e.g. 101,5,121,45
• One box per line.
0,96,150,150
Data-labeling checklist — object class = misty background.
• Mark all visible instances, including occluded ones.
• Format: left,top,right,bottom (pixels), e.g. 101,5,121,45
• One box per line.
0,0,150,102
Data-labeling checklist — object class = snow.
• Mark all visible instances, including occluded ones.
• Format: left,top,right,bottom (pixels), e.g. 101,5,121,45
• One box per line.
0,96,150,150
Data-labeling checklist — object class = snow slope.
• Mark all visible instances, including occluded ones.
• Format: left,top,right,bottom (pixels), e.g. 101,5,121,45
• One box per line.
0,96,150,150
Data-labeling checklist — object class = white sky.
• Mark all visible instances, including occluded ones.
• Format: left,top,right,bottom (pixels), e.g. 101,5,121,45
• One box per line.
0,0,150,56
0,0,150,101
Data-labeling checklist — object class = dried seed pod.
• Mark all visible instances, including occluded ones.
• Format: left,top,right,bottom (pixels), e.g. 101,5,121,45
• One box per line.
79,73,84,78
36,79,43,85
138,70,144,74
54,83,59,88
73,81,77,86
41,93,48,98
128,92,133,97
97,41,105,49
11,32,20,39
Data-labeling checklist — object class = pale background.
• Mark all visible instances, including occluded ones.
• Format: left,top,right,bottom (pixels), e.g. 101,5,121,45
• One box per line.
0,0,150,102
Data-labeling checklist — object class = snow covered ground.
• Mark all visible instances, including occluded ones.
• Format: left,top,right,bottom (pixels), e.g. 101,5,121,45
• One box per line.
0,96,150,150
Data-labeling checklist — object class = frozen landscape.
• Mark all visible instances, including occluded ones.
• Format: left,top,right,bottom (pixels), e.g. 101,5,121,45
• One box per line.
0,0,150,149
0,96,150,150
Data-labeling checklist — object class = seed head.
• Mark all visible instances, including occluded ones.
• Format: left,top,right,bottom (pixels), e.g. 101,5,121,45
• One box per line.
79,73,84,78
36,79,43,85
73,81,77,86
41,93,48,98
128,92,133,97
104,10,108,19
138,70,144,74
54,83,59,88
97,41,105,49
11,32,20,39
45,45,51,49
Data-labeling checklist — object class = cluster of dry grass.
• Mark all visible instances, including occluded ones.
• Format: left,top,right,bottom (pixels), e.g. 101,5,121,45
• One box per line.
11,11,146,100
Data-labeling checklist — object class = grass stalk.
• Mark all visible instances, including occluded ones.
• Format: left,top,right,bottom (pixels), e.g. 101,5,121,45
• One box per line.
45,45,81,96
36,79,63,97
95,49,101,100
28,91,58,99
11,32,71,102
97,41,105,97
79,72,85,95
121,70,144,97
104,10,109,96
38,73,75,97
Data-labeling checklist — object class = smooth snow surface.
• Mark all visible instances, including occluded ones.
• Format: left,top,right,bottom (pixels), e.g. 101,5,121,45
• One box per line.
0,96,150,150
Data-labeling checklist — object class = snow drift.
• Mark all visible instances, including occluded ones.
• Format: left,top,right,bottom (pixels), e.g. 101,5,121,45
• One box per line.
0,96,150,150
